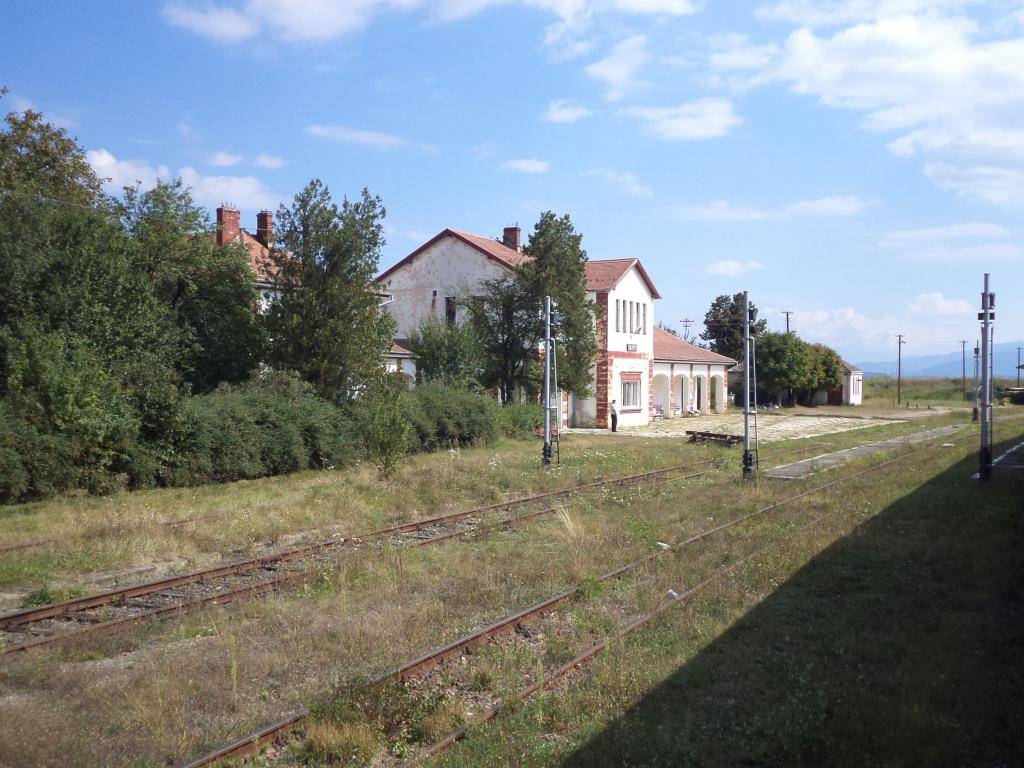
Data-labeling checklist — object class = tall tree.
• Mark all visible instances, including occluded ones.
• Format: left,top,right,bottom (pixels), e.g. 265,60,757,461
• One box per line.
465,275,542,405
265,180,394,401
406,318,483,389
518,212,599,396
119,180,265,392
753,332,810,403
701,293,768,361
0,91,105,207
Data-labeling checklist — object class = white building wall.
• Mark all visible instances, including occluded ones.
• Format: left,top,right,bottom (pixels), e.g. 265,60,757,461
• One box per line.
606,271,655,357
845,371,863,405
379,238,511,339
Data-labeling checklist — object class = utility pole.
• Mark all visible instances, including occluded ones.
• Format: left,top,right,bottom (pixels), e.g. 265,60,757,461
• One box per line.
960,340,968,401
679,318,694,342
896,334,906,406
743,291,754,479
973,341,980,423
782,310,794,334
1017,346,1021,387
979,274,994,480
542,295,552,467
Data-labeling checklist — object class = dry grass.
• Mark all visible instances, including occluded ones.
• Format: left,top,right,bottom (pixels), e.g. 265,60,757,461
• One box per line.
0,412,1005,767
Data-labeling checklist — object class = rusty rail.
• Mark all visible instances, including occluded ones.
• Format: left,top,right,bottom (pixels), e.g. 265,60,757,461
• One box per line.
0,461,715,654
178,429,975,768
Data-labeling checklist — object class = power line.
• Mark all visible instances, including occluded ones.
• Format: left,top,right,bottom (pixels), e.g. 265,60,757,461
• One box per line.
679,318,694,342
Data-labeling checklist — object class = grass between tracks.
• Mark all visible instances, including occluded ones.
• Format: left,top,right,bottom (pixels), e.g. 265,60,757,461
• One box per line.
0,413,1007,767
428,426,1024,768
0,411,972,595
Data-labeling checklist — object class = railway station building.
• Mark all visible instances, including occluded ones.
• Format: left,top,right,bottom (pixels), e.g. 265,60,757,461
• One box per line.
375,226,736,428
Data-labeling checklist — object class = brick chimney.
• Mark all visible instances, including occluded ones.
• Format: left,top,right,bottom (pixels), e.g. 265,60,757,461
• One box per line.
502,225,521,252
256,210,273,247
216,206,240,246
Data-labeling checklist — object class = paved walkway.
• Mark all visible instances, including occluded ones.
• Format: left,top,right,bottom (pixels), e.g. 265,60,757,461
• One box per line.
569,412,897,442
764,424,968,480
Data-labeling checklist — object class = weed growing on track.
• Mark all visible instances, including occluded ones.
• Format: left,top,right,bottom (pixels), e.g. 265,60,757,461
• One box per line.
2,414,1018,767
0,412,973,595
427,427,1024,768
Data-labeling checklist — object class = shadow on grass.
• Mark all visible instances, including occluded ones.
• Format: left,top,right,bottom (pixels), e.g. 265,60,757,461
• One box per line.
563,438,1024,768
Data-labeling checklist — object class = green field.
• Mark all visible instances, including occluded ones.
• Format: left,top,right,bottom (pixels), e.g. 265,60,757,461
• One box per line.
863,375,1016,407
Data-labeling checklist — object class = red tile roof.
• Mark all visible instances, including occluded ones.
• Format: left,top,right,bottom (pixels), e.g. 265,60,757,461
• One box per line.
584,258,661,299
377,228,530,282
653,326,736,364
388,339,415,357
207,229,280,284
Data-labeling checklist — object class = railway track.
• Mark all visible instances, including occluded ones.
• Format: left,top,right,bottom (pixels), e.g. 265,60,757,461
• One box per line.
179,427,977,768
0,433,903,559
0,461,717,655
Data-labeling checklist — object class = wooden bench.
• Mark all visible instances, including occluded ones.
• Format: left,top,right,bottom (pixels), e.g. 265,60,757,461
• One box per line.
685,430,742,446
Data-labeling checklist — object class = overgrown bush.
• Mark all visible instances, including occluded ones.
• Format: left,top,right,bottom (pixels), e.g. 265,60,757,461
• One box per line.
350,374,416,479
494,402,544,438
403,385,499,450
165,372,359,485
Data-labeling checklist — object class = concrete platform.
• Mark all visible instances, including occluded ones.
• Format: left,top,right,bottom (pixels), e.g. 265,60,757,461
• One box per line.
764,424,969,480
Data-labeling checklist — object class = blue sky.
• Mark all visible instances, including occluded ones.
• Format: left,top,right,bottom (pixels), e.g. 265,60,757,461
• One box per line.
3,0,1023,361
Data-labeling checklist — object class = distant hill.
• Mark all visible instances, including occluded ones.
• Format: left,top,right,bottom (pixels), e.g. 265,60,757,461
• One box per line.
858,340,1024,378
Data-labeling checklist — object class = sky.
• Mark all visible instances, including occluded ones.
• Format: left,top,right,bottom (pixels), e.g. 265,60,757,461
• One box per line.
3,0,1024,362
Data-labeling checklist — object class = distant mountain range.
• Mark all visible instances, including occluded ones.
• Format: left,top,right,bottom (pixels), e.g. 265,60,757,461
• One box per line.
858,340,1024,379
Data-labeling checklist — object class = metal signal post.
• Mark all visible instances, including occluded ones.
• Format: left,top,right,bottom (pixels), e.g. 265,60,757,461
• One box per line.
542,295,553,467
979,274,994,481
742,291,756,479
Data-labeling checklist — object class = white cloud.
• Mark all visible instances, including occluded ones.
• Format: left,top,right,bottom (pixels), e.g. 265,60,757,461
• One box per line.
740,12,1024,207
611,0,698,14
623,98,741,140
306,124,409,149
923,162,1024,208
585,34,650,101
542,99,595,123
254,153,286,169
704,259,765,276
754,1,979,27
466,141,498,158
908,291,971,316
86,149,277,210
162,3,260,42
162,0,700,47
501,158,550,173
880,221,1009,245
179,166,279,210
86,149,171,191
208,150,245,167
585,168,653,197
708,33,780,71
878,220,1022,262
676,195,871,221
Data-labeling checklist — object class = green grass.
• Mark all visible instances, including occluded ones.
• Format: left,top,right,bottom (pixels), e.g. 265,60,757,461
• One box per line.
428,428,1024,768
863,375,1016,407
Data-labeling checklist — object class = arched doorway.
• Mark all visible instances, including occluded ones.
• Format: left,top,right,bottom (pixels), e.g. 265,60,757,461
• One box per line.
695,376,704,413
711,376,726,413
652,374,670,417
673,375,690,416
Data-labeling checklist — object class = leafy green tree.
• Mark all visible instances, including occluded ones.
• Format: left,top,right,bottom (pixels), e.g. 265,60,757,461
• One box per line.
518,212,599,396
701,293,767,361
266,180,394,401
406,318,483,389
0,91,105,207
804,343,844,403
119,180,265,391
753,332,810,402
465,275,542,405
